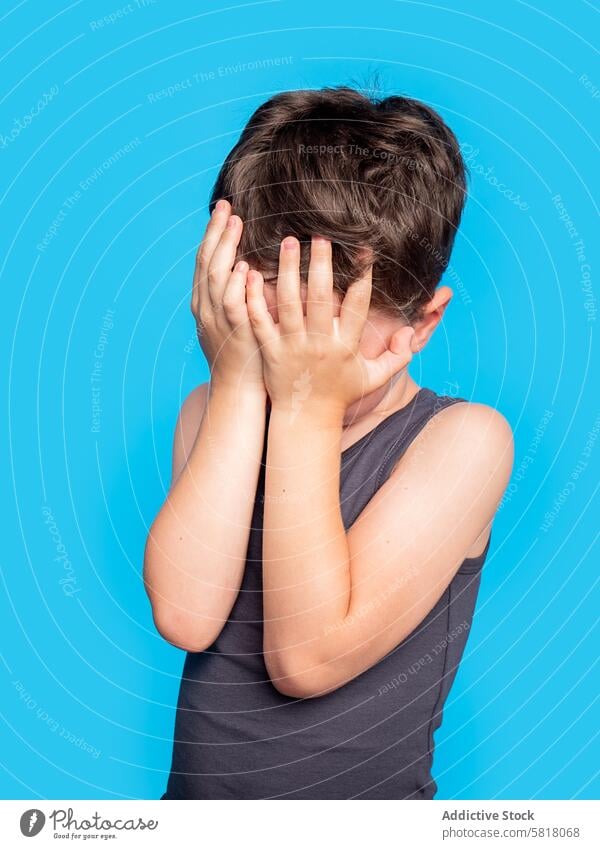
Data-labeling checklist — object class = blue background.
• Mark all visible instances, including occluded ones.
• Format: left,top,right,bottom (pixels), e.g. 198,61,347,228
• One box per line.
1,0,598,800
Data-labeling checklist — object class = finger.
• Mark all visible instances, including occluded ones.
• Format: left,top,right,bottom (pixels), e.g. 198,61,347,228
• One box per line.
192,199,230,314
246,270,279,346
306,236,334,335
207,213,243,309
339,265,373,349
276,237,304,335
222,261,250,329
364,326,415,391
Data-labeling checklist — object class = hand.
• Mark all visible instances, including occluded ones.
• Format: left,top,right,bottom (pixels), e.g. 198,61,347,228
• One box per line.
191,200,264,393
245,236,415,420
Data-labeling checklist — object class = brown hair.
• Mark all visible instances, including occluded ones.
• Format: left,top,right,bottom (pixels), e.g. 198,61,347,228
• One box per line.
209,86,467,323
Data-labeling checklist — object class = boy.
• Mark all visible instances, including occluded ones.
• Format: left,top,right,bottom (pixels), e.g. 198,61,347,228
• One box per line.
144,86,513,799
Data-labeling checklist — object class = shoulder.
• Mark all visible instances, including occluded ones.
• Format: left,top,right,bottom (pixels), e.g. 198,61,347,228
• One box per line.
444,400,513,451
432,399,513,449
350,399,514,570
178,382,210,424
171,382,210,483
398,399,514,494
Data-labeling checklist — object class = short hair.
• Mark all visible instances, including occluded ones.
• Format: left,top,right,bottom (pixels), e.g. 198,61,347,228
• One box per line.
209,86,466,323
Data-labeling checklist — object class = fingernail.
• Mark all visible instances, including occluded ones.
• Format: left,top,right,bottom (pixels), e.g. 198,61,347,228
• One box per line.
235,261,248,273
282,237,297,251
227,215,239,229
313,235,328,243
215,199,228,212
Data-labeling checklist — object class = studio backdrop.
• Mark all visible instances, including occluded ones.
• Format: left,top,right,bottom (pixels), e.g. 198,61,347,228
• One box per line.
1,0,598,801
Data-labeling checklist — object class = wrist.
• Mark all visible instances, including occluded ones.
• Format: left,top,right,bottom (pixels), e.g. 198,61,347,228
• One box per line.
269,399,345,432
207,379,268,425
209,375,267,403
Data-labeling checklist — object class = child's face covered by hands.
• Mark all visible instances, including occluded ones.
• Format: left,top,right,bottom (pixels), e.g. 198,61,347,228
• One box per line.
254,255,407,363
244,235,415,419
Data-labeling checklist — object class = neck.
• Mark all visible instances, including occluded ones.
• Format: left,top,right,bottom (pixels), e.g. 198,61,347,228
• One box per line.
342,371,421,428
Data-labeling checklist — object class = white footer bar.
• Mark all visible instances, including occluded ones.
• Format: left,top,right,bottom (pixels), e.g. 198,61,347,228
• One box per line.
0,799,598,848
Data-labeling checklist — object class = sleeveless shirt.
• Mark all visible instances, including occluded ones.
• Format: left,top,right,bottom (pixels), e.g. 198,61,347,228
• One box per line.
162,386,491,799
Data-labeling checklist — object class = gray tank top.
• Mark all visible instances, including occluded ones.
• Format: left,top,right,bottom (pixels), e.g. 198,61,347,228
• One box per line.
162,387,491,799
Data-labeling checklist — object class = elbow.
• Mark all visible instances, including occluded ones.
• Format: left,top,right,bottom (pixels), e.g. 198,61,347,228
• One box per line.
150,605,217,653
265,649,335,699
143,535,216,653
144,547,217,653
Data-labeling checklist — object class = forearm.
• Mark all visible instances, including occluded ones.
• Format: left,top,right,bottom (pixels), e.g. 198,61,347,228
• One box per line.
262,405,352,684
144,383,266,650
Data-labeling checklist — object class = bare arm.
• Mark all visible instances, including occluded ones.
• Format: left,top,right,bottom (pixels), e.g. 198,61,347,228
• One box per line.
262,401,512,697
143,201,266,651
245,235,513,696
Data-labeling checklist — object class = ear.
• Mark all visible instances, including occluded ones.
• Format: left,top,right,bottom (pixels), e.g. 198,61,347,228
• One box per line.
411,286,453,351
